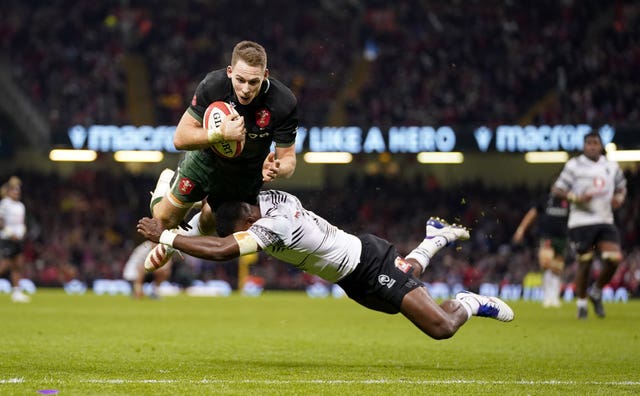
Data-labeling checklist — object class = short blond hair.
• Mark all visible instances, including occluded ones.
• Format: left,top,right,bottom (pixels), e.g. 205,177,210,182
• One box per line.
231,41,267,69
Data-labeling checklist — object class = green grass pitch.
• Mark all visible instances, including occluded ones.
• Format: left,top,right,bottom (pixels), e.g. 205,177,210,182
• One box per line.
1,289,639,395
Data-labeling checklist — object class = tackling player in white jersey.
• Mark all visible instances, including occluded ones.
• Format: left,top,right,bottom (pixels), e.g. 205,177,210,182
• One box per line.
138,189,514,341
552,132,627,319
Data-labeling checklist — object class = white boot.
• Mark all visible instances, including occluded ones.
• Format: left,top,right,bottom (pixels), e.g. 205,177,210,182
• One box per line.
11,289,31,303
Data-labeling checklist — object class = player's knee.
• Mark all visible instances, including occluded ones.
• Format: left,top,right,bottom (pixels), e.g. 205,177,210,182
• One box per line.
166,192,193,210
424,307,458,340
578,251,594,264
549,257,564,274
601,251,622,265
429,321,457,340
538,247,554,268
153,199,192,230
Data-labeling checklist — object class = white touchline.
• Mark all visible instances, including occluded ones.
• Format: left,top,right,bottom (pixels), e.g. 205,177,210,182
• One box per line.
0,378,24,383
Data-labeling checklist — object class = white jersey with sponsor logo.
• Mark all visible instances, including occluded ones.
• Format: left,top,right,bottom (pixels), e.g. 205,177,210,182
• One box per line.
553,154,626,228
0,197,26,240
247,190,362,283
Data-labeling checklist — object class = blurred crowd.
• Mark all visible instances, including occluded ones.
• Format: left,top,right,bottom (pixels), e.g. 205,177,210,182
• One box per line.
3,167,640,296
1,0,638,134
348,0,640,128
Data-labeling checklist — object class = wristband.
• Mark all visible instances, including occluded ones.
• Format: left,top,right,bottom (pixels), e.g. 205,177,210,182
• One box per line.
207,128,224,143
233,231,259,255
159,230,177,247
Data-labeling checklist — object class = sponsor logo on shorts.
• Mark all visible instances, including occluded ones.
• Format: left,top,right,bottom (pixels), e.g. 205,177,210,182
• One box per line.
378,274,396,288
177,177,195,194
248,131,270,139
394,257,413,273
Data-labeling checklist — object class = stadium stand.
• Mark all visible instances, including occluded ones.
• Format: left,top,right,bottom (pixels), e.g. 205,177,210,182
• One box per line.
3,168,638,297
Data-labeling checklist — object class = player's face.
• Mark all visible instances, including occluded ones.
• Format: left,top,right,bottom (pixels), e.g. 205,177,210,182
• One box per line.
583,136,603,161
232,204,261,232
227,61,268,105
7,185,20,200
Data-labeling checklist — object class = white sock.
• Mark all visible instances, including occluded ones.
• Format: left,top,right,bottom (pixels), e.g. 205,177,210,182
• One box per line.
182,212,204,237
550,272,561,303
455,295,478,319
405,237,446,273
543,270,553,302
577,298,588,308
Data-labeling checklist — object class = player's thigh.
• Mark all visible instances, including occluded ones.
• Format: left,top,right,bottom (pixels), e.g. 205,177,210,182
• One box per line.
338,234,421,314
537,239,554,269
568,225,598,255
169,152,213,205
598,241,622,255
596,224,622,254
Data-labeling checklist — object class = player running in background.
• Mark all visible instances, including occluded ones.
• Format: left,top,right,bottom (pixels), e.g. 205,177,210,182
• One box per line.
146,40,298,271
123,240,173,299
0,176,31,303
513,192,569,308
552,132,627,319
138,190,514,340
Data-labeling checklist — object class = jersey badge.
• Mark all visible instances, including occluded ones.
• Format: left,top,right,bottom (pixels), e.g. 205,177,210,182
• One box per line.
593,176,605,190
177,177,195,195
255,108,271,129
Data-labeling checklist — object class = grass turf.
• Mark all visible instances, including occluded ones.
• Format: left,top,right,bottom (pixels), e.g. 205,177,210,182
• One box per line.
1,289,639,395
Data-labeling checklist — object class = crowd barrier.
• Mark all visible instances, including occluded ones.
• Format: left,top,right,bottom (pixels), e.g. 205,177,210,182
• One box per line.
0,278,630,303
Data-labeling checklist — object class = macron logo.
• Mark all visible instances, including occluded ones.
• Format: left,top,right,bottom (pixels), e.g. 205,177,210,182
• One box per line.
68,126,88,149
474,127,493,152
378,275,396,288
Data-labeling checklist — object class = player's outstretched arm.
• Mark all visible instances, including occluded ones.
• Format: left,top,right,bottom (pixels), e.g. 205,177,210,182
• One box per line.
137,217,241,261
513,207,537,243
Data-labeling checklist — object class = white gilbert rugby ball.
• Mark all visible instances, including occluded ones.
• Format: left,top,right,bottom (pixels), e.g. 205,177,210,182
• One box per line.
203,101,244,158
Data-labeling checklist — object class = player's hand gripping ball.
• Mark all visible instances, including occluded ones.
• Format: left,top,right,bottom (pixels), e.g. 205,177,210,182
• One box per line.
203,101,244,158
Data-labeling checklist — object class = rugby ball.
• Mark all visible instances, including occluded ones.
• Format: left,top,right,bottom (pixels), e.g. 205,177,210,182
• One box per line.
203,101,244,158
